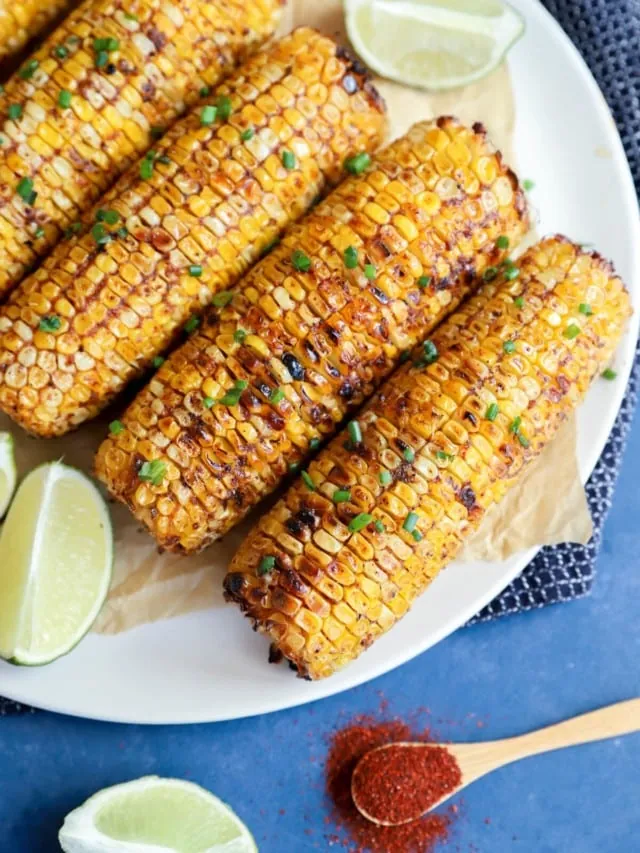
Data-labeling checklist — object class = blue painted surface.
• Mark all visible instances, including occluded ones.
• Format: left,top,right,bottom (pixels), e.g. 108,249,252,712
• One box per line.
2,413,640,853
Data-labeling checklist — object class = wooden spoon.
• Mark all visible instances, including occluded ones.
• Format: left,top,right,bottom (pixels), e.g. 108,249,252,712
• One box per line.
352,698,640,826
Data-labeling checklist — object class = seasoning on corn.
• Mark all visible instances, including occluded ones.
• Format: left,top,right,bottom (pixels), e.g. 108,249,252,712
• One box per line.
0,0,285,300
0,1,74,64
0,28,387,437
224,237,631,679
95,117,529,553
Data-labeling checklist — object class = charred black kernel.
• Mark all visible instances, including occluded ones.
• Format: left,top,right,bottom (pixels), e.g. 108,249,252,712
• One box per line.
282,352,305,380
326,363,340,379
460,486,476,509
268,644,284,664
339,381,355,400
223,573,246,597
325,324,341,344
463,411,478,426
370,286,389,304
285,517,303,536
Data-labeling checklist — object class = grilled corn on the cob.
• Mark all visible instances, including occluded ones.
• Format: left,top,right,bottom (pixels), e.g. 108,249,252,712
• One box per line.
0,0,284,299
0,1,75,64
0,28,387,438
95,117,529,553
224,237,631,679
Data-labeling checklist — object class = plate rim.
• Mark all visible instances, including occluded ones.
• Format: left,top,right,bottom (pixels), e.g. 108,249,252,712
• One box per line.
1,0,638,724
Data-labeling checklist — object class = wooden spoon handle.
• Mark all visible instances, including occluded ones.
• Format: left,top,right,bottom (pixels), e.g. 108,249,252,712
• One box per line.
504,698,640,763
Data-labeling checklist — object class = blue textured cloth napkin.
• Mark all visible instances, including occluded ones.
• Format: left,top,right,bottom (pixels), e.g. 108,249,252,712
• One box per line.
1,0,638,714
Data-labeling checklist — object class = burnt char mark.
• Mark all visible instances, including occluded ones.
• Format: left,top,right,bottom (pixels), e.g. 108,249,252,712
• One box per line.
459,485,476,510
141,80,156,102
279,567,309,596
268,643,284,664
282,352,305,381
146,25,167,51
370,286,389,304
395,462,415,483
471,121,487,137
223,572,247,600
303,340,319,363
335,44,386,115
463,410,478,427
338,380,355,400
285,506,318,536
326,363,340,379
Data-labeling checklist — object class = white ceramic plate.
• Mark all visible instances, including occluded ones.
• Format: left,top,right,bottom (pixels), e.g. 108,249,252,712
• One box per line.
0,0,638,723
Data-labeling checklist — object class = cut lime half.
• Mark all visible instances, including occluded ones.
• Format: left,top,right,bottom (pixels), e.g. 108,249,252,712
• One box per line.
345,0,525,91
0,462,112,666
0,432,17,519
59,776,258,853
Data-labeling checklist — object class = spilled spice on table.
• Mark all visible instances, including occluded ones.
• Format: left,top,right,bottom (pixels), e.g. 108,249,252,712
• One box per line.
324,714,462,852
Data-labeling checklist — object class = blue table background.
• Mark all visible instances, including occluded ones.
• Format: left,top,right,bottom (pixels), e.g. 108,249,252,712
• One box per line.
0,423,638,850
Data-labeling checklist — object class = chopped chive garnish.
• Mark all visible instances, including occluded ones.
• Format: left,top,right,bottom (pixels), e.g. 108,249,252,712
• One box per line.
309,438,321,451
344,246,358,269
403,511,419,533
138,459,166,486
514,296,525,308
199,86,210,98
103,209,119,225
485,403,499,421
364,263,376,280
184,315,200,334
579,303,593,316
188,265,203,278
517,432,530,448
291,249,311,272
504,266,520,281
7,102,21,121
348,513,373,533
95,50,109,69
282,149,296,170
374,520,385,533
150,126,164,140
269,387,285,404
403,447,415,463
258,555,276,575
58,89,72,109
436,450,452,461
414,339,438,367
216,95,232,120
347,420,362,445
213,292,234,308
38,315,61,333
94,37,120,52
152,356,164,368
91,222,111,246
54,45,68,59
116,226,129,239
140,158,154,180
109,420,124,435
564,323,581,340
509,416,522,434
203,396,215,409
417,275,431,289
233,329,247,344
200,105,217,126
219,381,247,406
333,489,351,503
64,222,82,239
157,155,171,165
503,340,516,354
288,461,301,473
412,529,423,542
34,226,45,239
123,11,138,21
19,60,39,80
399,350,410,363
241,127,254,141
17,177,36,205
301,471,315,491
602,368,617,380
483,266,498,282
344,152,371,175
379,470,392,486
496,235,510,250
523,179,535,191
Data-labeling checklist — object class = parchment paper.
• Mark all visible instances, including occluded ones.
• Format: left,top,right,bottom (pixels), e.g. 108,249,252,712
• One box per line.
0,0,591,635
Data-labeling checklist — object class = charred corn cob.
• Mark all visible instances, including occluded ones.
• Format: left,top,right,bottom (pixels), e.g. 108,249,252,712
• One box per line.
0,0,284,299
0,29,387,438
224,237,631,679
95,117,529,553
0,1,76,64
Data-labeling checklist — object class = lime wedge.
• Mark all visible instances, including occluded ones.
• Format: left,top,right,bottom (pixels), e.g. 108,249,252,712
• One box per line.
59,776,258,853
0,432,17,519
345,0,525,91
0,462,112,666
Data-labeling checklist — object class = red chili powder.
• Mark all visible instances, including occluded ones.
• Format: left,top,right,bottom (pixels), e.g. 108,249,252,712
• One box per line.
352,743,462,825
324,715,461,852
